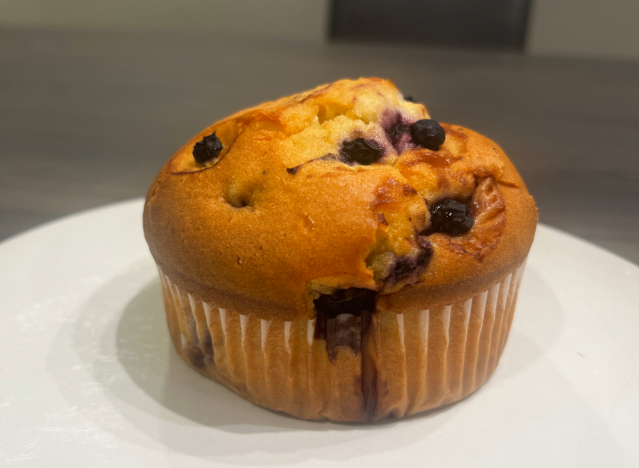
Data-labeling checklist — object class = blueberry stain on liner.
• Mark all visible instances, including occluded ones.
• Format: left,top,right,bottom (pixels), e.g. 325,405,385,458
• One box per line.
314,288,376,320
313,288,376,360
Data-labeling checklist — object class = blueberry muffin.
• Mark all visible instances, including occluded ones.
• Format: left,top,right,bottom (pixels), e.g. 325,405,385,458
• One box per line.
143,78,537,422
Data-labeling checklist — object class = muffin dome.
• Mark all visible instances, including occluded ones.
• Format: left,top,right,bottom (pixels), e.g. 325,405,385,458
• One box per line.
144,78,538,422
143,78,536,322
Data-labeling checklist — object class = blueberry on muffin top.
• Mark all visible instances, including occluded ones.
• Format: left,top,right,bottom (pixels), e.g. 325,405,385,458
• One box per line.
339,138,383,165
193,132,224,164
410,119,446,151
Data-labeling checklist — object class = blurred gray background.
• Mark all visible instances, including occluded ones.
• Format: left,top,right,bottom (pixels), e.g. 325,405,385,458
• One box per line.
0,0,638,263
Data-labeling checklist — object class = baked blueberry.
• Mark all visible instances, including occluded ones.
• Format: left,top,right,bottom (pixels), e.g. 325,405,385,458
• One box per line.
314,288,376,319
340,138,383,165
430,199,474,235
410,119,445,151
387,121,409,146
386,238,433,286
193,131,223,164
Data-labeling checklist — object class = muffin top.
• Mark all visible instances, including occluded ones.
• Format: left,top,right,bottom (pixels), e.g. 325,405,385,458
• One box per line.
144,78,537,320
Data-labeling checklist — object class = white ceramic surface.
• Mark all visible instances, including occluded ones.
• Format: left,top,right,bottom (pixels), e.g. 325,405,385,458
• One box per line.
0,199,638,467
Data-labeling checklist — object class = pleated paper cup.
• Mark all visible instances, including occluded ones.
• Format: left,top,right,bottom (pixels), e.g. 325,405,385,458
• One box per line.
157,259,527,422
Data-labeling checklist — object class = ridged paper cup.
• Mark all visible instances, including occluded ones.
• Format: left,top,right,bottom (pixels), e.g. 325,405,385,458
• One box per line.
157,259,527,422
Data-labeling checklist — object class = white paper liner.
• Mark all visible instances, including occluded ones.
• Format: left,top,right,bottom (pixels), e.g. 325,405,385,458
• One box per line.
157,259,527,422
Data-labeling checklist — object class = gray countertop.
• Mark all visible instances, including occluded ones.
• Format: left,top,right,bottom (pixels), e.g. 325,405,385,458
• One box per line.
1,28,638,264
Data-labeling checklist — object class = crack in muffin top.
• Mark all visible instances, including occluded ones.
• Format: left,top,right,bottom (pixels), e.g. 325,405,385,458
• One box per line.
144,78,537,320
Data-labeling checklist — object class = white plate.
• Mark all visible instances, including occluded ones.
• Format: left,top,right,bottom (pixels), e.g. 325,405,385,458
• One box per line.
1,199,638,467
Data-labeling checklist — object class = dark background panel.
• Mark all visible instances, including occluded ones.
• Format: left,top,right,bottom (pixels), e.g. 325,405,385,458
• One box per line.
330,0,532,50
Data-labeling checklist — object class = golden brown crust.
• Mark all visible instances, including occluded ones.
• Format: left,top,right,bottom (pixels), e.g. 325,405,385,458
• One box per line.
144,78,537,321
